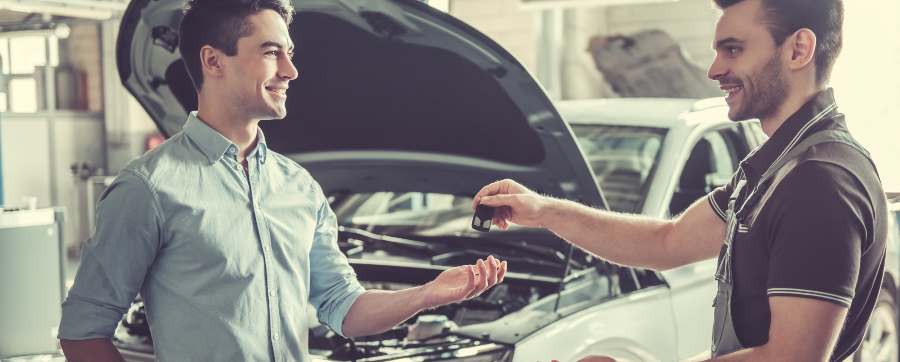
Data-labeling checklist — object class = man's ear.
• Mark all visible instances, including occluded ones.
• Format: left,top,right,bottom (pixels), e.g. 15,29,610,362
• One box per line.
200,45,225,79
787,28,817,71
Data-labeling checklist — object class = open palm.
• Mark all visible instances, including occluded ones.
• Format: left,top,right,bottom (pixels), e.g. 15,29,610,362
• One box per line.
424,256,507,308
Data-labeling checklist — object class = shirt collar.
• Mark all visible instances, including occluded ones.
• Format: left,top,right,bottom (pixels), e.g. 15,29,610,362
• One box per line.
740,88,840,183
182,112,269,164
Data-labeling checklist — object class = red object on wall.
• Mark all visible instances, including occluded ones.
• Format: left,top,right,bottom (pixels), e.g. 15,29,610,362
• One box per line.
145,133,166,151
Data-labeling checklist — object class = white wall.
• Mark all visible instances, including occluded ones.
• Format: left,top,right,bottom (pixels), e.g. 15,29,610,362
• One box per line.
605,0,719,70
1,116,52,207
449,0,720,100
1,113,106,253
450,0,540,73
560,7,617,99
832,0,900,192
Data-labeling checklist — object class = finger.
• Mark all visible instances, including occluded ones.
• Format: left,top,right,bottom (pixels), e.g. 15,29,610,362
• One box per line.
494,214,509,230
460,264,476,297
483,256,496,287
492,207,508,230
498,260,508,283
499,207,512,229
477,259,489,292
465,261,482,299
487,256,499,286
479,194,519,208
472,180,505,209
470,259,489,298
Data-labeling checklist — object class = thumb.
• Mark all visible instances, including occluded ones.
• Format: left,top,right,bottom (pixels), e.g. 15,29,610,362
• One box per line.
479,194,519,207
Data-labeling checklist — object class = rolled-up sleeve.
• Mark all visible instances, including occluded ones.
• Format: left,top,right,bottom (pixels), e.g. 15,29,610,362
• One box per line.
308,186,365,337
58,170,163,340
707,172,738,222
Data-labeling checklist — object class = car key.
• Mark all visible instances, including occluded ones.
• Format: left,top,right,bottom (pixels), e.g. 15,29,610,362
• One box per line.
471,204,495,232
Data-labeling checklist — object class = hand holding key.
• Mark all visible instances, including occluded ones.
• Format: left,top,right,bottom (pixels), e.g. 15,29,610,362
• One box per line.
472,179,552,230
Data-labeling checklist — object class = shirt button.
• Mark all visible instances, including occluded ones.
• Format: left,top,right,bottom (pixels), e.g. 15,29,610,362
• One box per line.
273,334,280,340
269,290,275,297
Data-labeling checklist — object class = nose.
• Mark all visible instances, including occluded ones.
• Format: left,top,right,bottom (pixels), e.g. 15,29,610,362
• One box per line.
707,54,726,81
279,55,299,81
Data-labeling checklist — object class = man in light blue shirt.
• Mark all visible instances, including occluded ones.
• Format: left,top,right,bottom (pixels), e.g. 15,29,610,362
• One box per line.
58,0,507,360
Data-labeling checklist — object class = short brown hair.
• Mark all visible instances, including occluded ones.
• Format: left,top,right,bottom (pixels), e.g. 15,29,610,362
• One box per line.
179,0,294,91
714,0,843,85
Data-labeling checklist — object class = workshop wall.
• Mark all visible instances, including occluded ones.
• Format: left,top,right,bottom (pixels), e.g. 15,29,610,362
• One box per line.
448,0,719,100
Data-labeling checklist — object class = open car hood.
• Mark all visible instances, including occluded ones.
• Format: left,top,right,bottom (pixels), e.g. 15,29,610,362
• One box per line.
117,0,605,205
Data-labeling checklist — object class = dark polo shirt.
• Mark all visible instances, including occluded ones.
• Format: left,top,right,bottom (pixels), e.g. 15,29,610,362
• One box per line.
707,89,888,360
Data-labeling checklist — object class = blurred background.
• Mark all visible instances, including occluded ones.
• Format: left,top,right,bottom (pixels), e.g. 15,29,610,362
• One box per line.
0,0,897,359
2,0,897,266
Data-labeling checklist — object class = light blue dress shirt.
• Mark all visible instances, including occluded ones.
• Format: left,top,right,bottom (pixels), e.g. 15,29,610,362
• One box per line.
59,112,365,361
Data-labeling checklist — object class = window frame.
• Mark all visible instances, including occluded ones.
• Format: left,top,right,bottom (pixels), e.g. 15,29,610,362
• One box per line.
0,34,58,113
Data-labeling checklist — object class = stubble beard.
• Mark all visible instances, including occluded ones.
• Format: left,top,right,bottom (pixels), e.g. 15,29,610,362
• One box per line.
731,53,790,122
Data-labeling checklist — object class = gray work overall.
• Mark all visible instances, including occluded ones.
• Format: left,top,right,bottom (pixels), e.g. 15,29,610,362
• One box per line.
710,127,875,356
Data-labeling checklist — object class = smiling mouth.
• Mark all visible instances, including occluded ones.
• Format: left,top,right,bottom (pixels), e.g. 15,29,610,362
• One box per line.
721,84,743,101
265,86,287,97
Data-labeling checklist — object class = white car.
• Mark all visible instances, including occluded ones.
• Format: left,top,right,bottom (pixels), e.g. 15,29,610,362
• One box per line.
114,0,895,361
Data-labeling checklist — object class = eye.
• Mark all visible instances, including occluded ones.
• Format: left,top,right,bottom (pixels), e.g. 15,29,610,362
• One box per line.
265,50,279,57
726,46,742,56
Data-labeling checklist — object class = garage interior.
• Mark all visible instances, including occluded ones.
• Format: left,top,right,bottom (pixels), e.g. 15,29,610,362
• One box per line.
1,0,899,361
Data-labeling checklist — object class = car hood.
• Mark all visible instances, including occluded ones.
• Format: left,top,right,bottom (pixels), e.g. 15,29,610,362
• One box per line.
117,0,605,205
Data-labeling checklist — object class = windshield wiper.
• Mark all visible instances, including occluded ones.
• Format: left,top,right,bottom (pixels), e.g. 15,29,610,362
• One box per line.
339,228,581,274
430,249,565,271
406,234,578,265
339,227,443,255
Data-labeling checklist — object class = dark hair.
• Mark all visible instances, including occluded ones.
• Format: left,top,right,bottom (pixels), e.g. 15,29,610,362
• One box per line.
179,0,294,91
713,0,843,85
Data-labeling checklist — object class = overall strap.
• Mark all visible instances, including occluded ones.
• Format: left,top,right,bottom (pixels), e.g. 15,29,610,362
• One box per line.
758,129,873,186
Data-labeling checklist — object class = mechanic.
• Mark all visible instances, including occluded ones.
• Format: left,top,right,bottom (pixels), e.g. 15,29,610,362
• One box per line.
57,1,506,361
474,0,887,360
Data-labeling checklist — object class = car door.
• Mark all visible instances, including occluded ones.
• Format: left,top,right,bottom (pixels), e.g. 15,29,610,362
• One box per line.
662,124,748,359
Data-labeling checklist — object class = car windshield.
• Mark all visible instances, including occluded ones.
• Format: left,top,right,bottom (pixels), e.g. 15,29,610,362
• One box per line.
570,125,667,213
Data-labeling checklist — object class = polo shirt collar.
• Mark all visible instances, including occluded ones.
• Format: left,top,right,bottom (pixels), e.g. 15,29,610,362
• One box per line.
183,112,269,164
740,88,840,183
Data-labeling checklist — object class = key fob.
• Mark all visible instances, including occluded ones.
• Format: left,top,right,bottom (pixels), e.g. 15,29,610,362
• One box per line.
472,204,495,232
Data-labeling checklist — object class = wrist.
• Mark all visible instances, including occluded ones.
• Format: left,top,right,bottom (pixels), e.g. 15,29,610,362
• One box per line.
538,197,566,230
413,284,434,310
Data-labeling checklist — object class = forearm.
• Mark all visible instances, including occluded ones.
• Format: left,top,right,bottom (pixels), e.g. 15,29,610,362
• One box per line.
60,339,125,362
341,287,429,338
541,198,677,270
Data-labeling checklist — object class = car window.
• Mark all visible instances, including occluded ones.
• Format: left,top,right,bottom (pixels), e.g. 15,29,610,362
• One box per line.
669,128,741,216
705,130,738,186
570,125,667,213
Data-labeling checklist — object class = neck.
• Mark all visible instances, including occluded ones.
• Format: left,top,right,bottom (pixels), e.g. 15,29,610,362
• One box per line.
196,91,259,161
759,82,824,137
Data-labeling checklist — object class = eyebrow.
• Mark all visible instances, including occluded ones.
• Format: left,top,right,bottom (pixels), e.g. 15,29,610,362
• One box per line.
260,41,295,51
713,37,744,50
